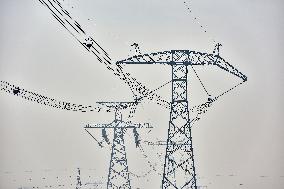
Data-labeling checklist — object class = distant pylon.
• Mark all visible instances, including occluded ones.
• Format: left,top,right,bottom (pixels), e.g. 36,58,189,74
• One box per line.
84,101,152,189
76,168,82,189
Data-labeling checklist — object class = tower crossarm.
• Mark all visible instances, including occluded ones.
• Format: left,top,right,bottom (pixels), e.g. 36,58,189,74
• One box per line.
117,50,247,81
96,101,139,113
127,122,153,129
85,122,118,129
85,121,152,129
96,101,141,121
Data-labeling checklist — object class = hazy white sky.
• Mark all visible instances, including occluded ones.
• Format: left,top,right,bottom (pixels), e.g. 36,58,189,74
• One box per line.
0,0,283,188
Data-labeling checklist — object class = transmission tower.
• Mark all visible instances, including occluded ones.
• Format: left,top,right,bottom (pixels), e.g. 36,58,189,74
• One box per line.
84,101,152,189
76,168,82,189
117,49,247,189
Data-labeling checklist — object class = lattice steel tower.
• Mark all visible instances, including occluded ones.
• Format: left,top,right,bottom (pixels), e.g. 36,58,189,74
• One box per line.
84,101,152,189
117,49,247,189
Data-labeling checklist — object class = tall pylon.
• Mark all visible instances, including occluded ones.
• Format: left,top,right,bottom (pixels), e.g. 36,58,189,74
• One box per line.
84,101,152,189
117,49,247,189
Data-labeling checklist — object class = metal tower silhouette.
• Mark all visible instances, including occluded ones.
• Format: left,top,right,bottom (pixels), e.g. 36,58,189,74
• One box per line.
84,101,152,189
117,49,247,189
0,0,249,187
76,168,82,189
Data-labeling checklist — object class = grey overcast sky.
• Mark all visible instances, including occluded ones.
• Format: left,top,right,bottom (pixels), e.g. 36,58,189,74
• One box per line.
0,0,283,189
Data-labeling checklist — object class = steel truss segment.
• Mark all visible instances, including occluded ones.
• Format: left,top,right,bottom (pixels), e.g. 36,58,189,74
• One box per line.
85,117,151,189
107,127,131,189
172,65,187,80
96,101,139,109
117,50,247,82
85,122,152,129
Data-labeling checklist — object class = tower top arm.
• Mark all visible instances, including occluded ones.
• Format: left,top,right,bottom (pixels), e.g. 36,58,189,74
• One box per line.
85,121,152,129
117,50,247,81
96,101,139,111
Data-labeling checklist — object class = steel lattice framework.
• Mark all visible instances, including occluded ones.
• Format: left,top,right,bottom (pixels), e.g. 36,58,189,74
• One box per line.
0,0,249,187
117,50,247,189
84,102,152,189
